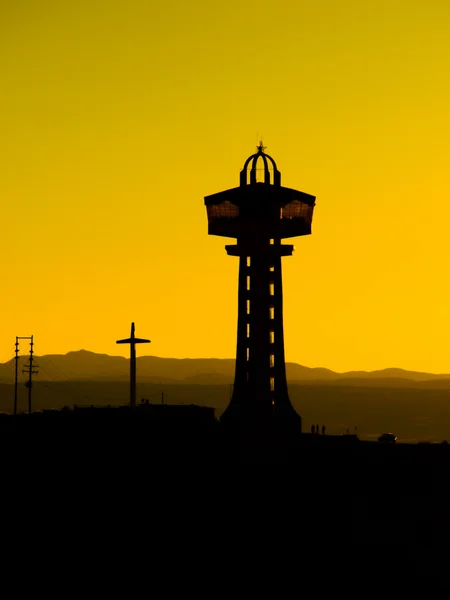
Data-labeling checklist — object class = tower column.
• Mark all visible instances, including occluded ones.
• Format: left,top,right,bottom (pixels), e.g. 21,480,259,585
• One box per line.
222,239,298,426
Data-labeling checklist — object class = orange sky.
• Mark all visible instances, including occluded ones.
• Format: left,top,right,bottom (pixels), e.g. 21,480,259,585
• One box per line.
1,0,450,372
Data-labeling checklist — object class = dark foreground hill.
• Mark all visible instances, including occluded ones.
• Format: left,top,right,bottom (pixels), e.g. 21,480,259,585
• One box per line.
1,403,448,592
1,395,448,589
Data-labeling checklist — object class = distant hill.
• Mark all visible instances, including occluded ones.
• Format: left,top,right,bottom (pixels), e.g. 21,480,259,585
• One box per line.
1,349,450,387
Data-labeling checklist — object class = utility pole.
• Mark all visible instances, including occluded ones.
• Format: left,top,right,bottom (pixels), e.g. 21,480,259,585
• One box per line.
14,335,33,415
14,337,19,416
22,336,38,414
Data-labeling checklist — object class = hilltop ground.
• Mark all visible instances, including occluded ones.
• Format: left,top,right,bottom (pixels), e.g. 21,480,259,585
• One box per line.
2,380,450,443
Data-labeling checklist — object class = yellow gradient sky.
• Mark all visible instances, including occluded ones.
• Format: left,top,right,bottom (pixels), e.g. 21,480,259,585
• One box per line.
1,0,450,372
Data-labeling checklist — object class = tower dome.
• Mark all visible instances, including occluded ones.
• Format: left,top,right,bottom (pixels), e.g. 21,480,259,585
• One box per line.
240,142,281,187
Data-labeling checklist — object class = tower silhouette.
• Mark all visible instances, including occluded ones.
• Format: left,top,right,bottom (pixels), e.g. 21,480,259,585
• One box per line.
205,143,315,431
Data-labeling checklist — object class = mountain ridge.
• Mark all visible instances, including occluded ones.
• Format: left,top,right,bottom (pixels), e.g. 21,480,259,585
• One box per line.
1,349,450,385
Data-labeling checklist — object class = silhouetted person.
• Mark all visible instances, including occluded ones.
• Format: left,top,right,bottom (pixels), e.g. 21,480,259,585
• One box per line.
316,424,319,435
322,424,326,436
311,424,315,434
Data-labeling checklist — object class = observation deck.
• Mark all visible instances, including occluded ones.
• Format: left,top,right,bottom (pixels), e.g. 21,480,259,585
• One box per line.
205,144,315,239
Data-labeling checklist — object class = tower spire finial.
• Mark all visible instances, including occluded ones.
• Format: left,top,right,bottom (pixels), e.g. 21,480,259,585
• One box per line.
256,140,266,153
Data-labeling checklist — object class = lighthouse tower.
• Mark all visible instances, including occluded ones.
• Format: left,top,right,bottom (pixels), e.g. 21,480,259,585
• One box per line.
204,144,316,432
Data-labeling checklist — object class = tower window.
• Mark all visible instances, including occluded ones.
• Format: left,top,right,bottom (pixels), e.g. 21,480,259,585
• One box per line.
247,299,250,314
270,307,274,320
247,348,250,361
281,200,313,222
247,324,250,338
270,354,274,368
247,276,250,291
246,257,251,267
270,331,274,344
269,265,275,272
270,283,274,296
270,377,275,391
270,239,274,245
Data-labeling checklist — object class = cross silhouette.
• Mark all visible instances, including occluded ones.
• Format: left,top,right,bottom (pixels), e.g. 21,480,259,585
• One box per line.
116,322,151,409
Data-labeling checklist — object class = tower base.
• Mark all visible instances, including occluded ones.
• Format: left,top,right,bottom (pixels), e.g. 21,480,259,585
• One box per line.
220,401,302,458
